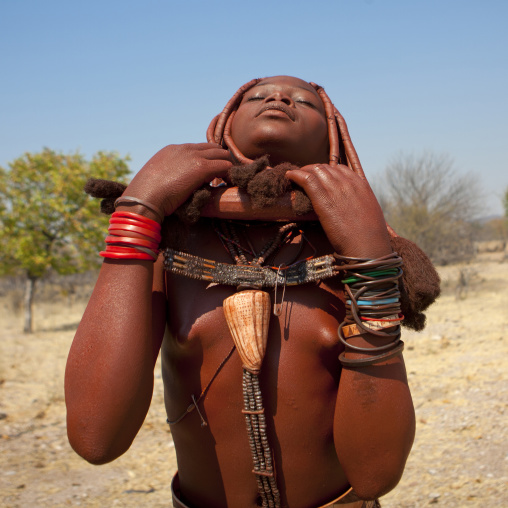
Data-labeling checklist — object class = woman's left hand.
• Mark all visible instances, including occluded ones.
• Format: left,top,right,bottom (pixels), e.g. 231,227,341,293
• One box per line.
286,163,391,258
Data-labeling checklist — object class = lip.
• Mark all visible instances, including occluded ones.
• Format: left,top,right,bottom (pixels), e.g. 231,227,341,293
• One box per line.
256,103,295,121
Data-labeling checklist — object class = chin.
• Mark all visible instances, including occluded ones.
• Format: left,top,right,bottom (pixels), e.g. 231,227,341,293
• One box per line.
248,145,302,167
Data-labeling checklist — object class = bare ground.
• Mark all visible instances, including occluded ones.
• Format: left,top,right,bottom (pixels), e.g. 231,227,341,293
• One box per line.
0,254,507,507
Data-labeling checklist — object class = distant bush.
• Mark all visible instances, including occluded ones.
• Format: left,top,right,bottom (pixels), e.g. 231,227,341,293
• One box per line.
375,151,484,265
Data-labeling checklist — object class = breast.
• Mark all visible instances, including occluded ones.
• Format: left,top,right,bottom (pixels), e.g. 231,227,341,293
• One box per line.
163,275,345,423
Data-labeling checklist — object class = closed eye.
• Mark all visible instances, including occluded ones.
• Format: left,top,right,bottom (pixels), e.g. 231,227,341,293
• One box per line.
296,99,316,108
246,96,265,102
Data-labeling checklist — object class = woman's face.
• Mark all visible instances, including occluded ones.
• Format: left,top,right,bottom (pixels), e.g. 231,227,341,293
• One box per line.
231,76,329,167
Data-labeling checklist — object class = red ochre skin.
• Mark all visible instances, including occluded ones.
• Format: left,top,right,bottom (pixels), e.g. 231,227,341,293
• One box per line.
65,76,416,508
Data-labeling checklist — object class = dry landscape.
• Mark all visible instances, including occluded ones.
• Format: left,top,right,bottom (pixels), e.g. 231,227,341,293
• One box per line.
1,253,507,507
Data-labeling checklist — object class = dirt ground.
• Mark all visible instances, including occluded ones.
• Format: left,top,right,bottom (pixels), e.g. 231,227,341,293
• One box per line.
1,253,507,507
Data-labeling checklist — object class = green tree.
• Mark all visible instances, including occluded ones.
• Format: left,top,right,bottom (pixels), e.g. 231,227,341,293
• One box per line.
504,186,508,218
0,148,130,332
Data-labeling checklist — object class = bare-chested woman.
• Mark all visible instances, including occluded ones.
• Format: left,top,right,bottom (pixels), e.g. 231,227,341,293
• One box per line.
65,76,421,508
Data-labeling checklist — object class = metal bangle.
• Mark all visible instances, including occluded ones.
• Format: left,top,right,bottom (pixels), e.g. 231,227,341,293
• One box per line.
339,341,404,368
114,196,164,223
338,322,401,352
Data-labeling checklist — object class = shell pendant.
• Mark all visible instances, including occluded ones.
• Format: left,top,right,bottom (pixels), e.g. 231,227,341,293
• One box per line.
223,289,271,373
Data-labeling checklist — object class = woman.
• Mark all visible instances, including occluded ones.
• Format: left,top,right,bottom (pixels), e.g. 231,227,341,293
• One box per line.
66,76,439,507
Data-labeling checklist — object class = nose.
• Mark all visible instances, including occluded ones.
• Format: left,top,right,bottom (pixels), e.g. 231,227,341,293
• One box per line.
264,91,294,106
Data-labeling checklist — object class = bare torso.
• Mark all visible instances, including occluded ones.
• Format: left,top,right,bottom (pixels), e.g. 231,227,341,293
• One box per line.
162,219,350,508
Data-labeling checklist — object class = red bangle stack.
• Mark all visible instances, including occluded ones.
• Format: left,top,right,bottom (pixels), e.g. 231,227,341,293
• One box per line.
100,211,162,261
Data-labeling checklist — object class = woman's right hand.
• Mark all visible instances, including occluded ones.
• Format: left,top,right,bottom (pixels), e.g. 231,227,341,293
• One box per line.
123,143,233,217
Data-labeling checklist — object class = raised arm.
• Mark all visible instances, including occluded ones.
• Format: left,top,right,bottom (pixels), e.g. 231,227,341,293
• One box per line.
287,164,416,500
65,143,232,464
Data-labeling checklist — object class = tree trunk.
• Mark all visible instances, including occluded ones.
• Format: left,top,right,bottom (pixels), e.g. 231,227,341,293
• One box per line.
23,276,37,333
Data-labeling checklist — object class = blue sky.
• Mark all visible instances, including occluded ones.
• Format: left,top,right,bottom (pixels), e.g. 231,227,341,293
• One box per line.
1,0,507,214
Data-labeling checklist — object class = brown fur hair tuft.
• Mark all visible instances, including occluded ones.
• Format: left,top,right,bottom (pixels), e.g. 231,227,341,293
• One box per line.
292,189,313,215
229,156,270,189
229,159,313,215
390,235,441,331
84,178,126,214
247,166,290,209
175,188,212,225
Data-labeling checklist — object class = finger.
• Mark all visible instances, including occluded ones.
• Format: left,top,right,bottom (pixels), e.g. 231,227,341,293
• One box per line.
202,147,234,162
197,158,233,183
299,162,349,172
206,157,233,171
292,164,367,194
286,164,335,192
189,142,224,150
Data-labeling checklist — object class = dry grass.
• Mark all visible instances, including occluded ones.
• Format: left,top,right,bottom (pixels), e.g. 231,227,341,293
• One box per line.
0,254,507,507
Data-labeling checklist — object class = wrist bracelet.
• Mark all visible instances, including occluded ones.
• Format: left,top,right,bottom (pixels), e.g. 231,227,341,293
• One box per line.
110,216,161,233
112,210,162,228
338,322,401,353
108,223,162,242
114,197,164,223
100,212,161,262
105,235,159,250
342,317,400,336
103,245,159,261
339,341,404,368
100,250,155,261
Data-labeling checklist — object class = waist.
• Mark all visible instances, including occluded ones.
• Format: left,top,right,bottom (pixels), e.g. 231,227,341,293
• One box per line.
171,472,379,508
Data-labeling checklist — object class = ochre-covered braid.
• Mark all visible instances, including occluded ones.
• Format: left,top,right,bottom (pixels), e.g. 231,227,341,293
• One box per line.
310,82,341,166
334,107,365,179
224,110,251,164
212,78,261,145
206,114,219,146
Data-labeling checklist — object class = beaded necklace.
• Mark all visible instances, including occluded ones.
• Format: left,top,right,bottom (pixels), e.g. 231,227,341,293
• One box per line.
217,220,294,508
